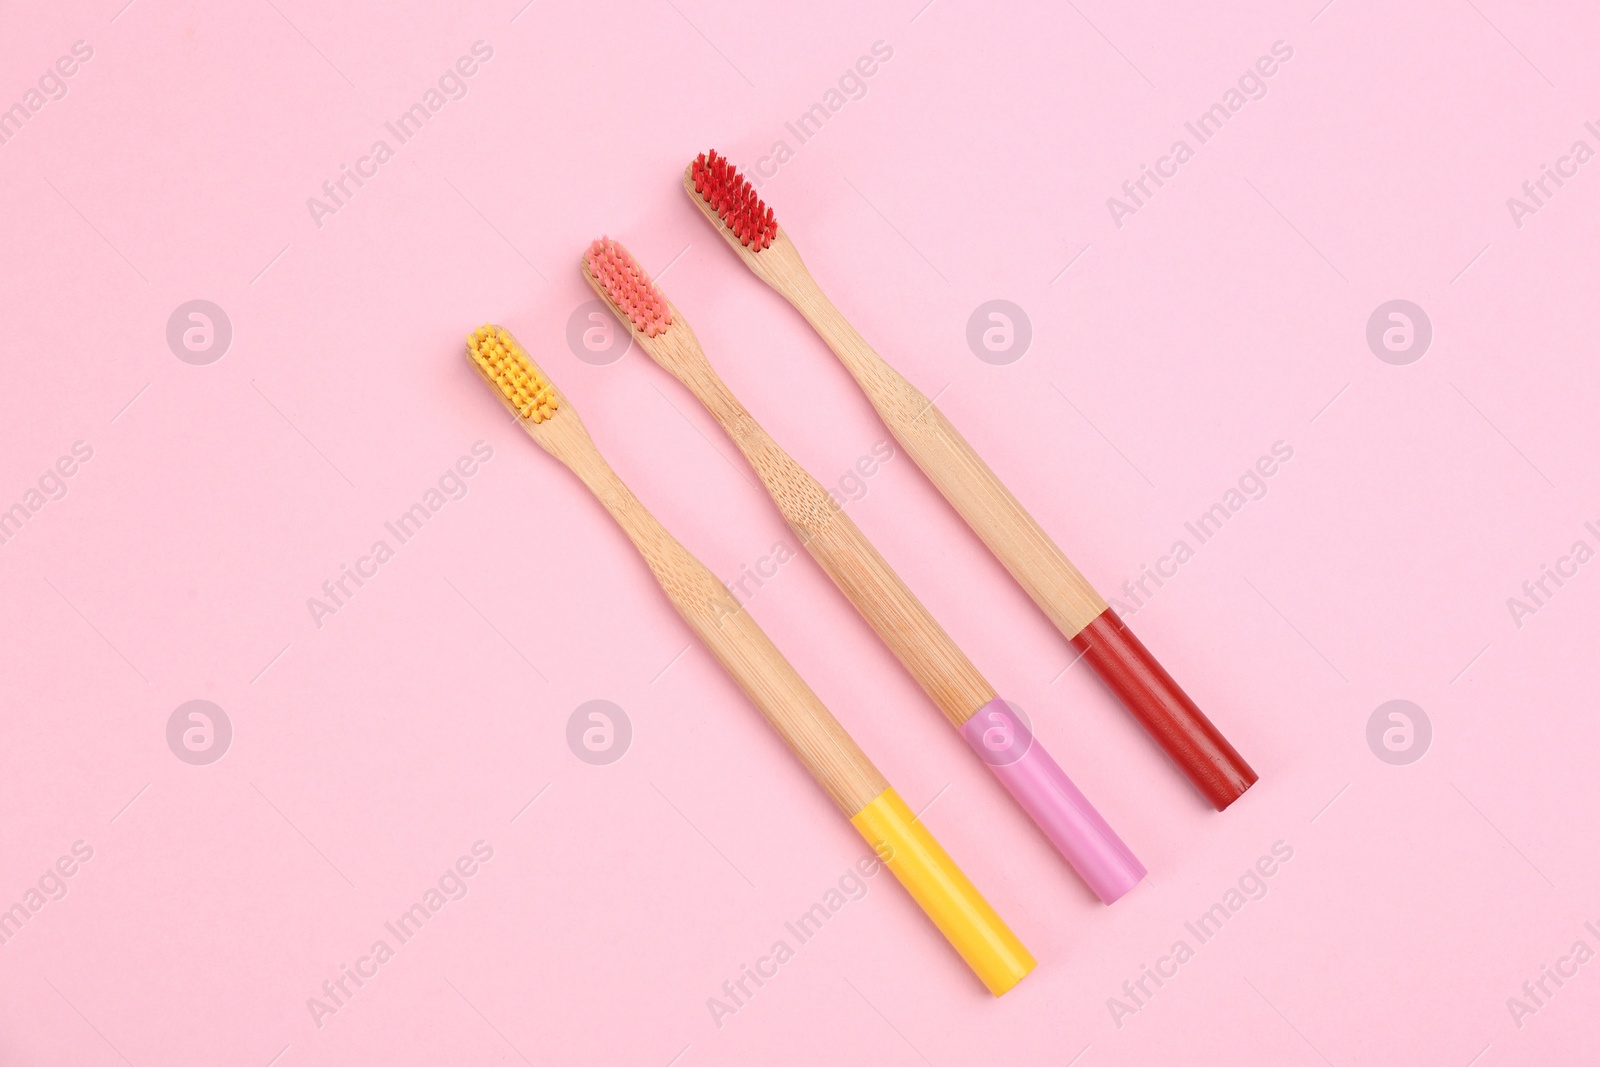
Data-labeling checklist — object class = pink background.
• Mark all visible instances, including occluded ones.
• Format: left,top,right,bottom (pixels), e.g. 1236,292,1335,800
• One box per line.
3,0,1598,1063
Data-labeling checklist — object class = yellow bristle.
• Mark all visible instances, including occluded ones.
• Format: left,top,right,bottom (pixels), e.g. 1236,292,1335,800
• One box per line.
466,324,560,424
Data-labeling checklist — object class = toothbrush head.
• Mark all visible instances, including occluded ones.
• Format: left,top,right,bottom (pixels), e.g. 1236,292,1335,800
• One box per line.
466,324,559,424
582,238,673,338
689,149,777,251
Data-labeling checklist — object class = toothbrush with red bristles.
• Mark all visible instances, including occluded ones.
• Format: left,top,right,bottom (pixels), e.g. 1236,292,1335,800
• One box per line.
682,149,1258,811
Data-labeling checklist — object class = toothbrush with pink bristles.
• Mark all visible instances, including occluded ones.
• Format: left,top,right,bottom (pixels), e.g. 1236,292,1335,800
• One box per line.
583,235,1146,903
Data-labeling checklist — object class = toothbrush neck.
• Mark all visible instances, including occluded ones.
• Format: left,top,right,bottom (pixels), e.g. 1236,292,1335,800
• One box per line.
769,254,899,400
569,448,747,623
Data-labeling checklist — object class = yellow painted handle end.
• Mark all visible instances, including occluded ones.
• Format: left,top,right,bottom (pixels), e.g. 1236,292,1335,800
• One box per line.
851,788,1036,996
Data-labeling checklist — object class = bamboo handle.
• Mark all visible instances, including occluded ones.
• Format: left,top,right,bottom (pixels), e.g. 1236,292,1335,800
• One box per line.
546,422,1042,990
801,509,995,724
894,400,1111,634
771,248,1107,635
551,430,888,815
629,312,1145,889
474,320,1038,988
662,356,996,726
754,239,1258,809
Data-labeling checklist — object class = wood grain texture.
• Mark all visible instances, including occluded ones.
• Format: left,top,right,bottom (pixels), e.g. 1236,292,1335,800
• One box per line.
471,336,887,815
683,172,1110,639
584,260,996,727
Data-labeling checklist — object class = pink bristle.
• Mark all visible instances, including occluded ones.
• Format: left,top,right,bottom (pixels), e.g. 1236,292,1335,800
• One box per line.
585,238,673,338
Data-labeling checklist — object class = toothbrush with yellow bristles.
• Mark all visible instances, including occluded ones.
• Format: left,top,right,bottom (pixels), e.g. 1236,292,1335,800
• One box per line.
581,238,1146,904
464,323,1035,995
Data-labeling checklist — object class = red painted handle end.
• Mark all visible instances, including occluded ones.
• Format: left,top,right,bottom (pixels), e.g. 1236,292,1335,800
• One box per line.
1070,609,1257,810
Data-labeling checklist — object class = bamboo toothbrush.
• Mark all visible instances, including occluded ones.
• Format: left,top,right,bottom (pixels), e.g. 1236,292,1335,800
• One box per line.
582,237,1145,903
465,323,1034,994
682,150,1257,811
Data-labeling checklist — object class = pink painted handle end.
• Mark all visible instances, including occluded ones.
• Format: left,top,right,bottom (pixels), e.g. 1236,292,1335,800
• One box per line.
961,699,1145,904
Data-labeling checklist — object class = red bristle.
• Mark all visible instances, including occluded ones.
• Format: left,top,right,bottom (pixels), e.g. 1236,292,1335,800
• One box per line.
690,149,777,251
584,237,673,337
